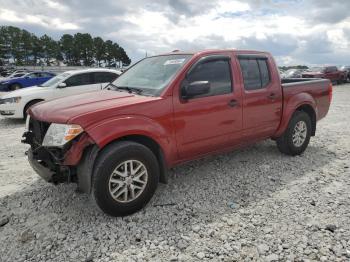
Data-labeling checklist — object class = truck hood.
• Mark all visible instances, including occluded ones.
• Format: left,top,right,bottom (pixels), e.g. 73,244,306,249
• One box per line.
29,90,160,125
0,86,44,99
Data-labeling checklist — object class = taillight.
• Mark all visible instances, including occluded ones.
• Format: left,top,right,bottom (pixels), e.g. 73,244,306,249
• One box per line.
328,82,333,103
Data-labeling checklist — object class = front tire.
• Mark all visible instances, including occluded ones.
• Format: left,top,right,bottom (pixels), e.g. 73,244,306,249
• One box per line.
276,111,312,156
92,141,159,217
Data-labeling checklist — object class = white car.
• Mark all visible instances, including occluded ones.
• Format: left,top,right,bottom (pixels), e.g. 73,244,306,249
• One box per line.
0,68,121,119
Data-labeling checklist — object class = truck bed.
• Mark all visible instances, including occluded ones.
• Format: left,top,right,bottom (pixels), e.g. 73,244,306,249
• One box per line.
281,78,331,122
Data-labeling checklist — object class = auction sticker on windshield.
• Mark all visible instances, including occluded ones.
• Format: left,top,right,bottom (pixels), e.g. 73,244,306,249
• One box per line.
164,58,186,65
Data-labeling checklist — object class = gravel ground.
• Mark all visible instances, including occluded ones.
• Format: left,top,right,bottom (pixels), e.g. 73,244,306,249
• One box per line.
0,85,349,262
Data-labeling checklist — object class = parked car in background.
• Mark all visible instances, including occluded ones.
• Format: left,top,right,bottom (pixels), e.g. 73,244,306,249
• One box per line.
22,49,332,217
0,71,56,91
302,66,346,84
0,70,29,81
340,66,350,82
281,69,305,79
0,68,121,119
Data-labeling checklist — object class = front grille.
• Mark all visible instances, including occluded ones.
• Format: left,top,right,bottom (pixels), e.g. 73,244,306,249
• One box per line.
29,117,50,145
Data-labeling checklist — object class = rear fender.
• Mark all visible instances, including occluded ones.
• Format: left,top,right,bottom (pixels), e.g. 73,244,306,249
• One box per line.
273,92,316,138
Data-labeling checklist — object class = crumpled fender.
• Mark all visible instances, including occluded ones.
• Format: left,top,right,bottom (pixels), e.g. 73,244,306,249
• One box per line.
84,115,175,165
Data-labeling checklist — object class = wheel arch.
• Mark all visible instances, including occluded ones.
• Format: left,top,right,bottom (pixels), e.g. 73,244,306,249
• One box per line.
77,134,169,194
295,104,316,136
9,82,22,90
105,134,169,183
23,99,45,118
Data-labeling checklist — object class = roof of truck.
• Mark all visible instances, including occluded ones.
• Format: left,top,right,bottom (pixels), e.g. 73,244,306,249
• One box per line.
160,49,270,56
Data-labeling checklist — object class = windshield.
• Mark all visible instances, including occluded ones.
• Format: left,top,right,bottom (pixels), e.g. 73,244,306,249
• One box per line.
39,72,70,87
111,54,192,95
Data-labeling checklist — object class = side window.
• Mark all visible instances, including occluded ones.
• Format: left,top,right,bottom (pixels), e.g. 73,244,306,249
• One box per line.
39,72,52,77
93,72,118,84
26,73,37,79
239,59,261,90
239,58,271,90
258,60,270,87
186,59,232,98
64,73,93,87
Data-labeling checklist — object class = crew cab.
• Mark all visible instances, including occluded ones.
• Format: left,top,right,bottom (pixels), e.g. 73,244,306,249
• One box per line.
0,71,55,91
302,66,346,84
0,69,121,119
22,49,332,217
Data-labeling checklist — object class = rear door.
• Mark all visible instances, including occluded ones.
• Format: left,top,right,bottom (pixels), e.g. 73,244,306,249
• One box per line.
23,73,40,87
238,55,282,140
173,55,243,159
53,72,96,97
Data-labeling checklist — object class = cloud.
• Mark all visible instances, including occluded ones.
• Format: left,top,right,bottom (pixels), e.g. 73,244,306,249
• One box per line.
0,0,349,65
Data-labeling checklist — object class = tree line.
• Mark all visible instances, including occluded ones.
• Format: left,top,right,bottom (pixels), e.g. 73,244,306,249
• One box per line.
0,26,131,67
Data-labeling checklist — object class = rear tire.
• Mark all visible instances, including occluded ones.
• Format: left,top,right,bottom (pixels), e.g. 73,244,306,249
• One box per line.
276,111,312,156
92,141,159,217
10,83,22,91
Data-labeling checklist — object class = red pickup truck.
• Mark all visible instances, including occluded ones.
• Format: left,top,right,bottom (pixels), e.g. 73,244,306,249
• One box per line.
22,49,332,216
302,66,346,84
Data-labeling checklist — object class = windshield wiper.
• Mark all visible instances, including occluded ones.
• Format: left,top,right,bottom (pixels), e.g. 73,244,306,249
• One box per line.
105,84,151,96
104,83,118,90
115,86,144,95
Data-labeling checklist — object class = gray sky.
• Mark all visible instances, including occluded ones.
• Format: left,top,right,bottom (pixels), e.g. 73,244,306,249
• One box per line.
0,0,349,65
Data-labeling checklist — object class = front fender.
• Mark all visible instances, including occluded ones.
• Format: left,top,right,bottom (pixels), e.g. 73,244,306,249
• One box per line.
85,115,175,165
274,92,316,138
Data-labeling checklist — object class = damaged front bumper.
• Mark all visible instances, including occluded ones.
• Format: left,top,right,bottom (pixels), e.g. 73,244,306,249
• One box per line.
23,130,72,184
22,130,96,190
27,148,55,182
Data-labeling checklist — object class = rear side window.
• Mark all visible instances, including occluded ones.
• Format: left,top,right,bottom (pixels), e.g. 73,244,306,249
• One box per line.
93,72,118,84
258,60,270,87
239,58,271,90
187,59,232,98
65,73,93,87
39,72,53,77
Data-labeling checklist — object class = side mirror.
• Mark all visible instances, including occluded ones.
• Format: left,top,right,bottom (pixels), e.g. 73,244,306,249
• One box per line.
182,80,210,99
57,82,67,88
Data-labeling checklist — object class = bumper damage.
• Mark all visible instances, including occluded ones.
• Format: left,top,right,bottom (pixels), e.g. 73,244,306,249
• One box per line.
22,130,95,186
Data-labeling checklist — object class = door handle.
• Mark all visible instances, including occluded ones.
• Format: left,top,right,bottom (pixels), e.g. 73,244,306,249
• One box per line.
267,93,277,99
228,99,238,107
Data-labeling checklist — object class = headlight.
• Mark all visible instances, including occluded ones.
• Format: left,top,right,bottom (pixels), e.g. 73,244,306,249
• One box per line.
42,123,84,147
0,97,21,104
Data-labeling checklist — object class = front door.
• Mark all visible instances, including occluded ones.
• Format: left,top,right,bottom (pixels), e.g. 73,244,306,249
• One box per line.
173,55,243,159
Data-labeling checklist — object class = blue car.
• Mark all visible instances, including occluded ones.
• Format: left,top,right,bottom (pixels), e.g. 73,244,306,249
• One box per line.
0,71,56,91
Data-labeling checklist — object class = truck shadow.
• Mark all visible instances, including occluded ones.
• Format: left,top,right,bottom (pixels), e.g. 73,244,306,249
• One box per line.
0,140,336,258
0,117,25,128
